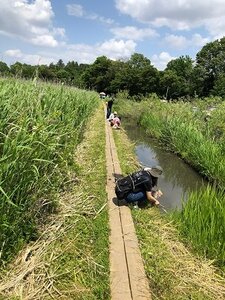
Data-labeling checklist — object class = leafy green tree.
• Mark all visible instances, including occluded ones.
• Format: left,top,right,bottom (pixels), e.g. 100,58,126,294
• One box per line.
108,60,128,93
10,62,35,78
56,69,70,83
159,70,182,99
125,53,159,96
65,61,89,87
56,59,65,69
194,37,225,96
81,56,114,92
38,65,56,81
212,74,225,97
0,61,10,76
162,56,194,98
10,62,23,77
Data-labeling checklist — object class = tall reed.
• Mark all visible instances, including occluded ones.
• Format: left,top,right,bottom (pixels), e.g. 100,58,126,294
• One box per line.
173,186,225,264
139,102,225,188
116,95,225,265
0,78,99,263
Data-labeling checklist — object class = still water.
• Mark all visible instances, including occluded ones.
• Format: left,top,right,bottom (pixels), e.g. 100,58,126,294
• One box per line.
122,119,207,211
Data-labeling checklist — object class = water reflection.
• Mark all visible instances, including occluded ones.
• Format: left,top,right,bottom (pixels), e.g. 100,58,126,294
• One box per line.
123,120,207,211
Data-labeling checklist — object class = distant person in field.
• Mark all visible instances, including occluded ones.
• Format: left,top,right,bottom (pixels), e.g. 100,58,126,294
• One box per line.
106,97,114,119
110,111,121,129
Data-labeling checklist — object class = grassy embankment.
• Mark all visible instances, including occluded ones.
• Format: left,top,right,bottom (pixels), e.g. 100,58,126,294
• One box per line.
0,78,97,264
115,96,225,266
113,120,225,300
0,78,109,299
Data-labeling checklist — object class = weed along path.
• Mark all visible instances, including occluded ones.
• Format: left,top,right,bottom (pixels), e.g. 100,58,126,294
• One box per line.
105,120,151,300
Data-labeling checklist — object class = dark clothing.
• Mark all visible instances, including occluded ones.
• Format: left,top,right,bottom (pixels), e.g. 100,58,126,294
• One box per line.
106,99,114,118
131,170,153,193
125,170,157,203
107,99,113,109
126,191,146,203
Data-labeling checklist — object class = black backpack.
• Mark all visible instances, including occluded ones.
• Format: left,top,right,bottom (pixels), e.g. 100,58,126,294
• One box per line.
115,170,151,200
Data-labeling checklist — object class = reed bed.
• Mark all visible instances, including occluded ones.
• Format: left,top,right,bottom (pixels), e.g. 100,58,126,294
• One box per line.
115,95,225,266
0,78,99,264
138,101,225,188
113,125,225,299
0,103,109,300
173,186,225,265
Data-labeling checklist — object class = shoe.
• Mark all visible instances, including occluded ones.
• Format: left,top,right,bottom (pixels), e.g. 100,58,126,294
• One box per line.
133,201,139,209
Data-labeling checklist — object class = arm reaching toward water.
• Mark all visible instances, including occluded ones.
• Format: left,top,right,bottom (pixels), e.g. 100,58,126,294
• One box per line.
146,191,160,206
146,189,163,206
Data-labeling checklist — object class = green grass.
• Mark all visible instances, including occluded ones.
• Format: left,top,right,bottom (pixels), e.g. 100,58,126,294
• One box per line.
113,121,225,300
116,96,225,264
172,186,225,265
0,77,99,264
0,105,110,299
42,106,109,299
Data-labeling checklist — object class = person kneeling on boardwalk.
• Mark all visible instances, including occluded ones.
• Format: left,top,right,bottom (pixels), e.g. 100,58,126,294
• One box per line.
115,166,163,206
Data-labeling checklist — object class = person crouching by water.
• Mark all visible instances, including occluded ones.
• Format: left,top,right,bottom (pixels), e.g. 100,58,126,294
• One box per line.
115,166,163,207
110,111,121,129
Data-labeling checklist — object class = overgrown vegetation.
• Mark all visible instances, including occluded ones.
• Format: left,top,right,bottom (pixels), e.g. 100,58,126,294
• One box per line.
172,186,225,266
0,102,109,300
0,78,99,264
113,126,225,299
115,95,225,266
116,96,225,187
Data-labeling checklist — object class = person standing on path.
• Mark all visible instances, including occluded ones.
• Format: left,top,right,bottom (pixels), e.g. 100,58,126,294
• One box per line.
106,97,114,119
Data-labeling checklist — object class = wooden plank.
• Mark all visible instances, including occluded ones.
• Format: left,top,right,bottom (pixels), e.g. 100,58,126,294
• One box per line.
106,117,152,300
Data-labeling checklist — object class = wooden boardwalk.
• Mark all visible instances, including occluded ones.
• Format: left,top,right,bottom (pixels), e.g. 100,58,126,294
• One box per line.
105,120,152,300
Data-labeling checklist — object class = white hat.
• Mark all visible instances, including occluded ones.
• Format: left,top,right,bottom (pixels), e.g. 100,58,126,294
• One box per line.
144,165,163,177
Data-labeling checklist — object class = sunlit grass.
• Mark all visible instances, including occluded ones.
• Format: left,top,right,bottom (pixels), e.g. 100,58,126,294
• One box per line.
172,186,225,265
0,78,99,263
115,95,225,265
113,124,225,299
0,105,109,299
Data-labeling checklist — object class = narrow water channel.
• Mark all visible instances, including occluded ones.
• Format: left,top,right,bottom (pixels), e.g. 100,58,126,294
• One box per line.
122,119,207,211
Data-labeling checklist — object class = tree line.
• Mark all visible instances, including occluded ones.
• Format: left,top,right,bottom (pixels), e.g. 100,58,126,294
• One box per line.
1,37,225,100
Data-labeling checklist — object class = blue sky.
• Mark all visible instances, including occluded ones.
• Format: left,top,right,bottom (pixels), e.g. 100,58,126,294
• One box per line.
1,0,225,70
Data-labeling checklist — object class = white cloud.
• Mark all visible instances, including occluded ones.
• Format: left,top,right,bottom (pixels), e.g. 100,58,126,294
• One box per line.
164,33,210,50
66,3,115,25
191,33,210,47
66,39,136,62
164,35,188,50
151,52,176,70
66,4,84,17
111,26,158,40
115,0,225,37
0,0,61,47
3,38,136,66
31,35,58,47
97,39,136,60
4,49,22,58
4,48,54,65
